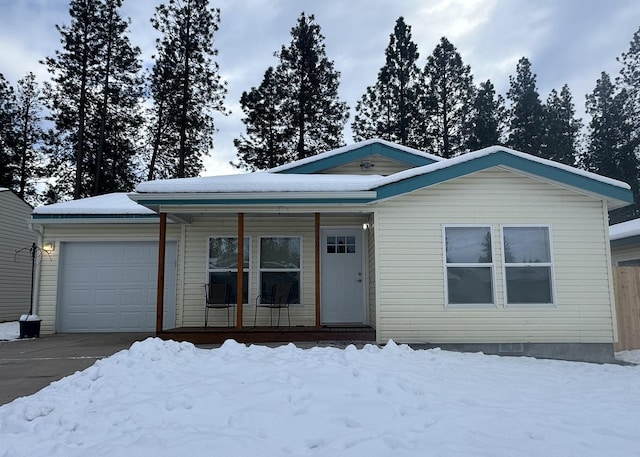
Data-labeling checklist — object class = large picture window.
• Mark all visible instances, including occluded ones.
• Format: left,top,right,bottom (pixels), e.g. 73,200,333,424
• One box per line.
207,237,250,304
259,237,301,304
444,226,494,306
502,226,554,305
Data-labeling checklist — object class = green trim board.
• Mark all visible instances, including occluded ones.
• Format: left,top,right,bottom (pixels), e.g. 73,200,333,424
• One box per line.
133,197,376,206
374,150,634,205
611,235,640,249
32,213,159,220
276,142,438,174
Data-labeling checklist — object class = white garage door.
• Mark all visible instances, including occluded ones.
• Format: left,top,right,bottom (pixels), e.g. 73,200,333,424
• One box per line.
58,241,177,332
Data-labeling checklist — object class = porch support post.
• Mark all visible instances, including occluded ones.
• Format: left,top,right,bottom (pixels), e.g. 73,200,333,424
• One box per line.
236,213,244,329
156,212,167,334
315,213,321,329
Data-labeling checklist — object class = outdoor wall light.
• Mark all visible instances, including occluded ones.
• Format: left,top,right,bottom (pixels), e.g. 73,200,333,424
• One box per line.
362,223,370,230
42,242,55,252
360,160,374,170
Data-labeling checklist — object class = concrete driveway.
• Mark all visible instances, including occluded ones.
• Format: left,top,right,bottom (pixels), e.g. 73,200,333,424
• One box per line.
0,333,152,406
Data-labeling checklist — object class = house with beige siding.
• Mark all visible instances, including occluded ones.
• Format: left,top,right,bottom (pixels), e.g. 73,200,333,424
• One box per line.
30,139,633,361
609,218,640,265
0,188,36,322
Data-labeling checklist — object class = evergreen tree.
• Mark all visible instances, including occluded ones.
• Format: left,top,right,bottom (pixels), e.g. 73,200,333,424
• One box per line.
421,37,475,158
234,67,292,170
148,0,227,179
468,79,505,150
617,26,640,144
541,85,581,165
276,13,349,161
352,17,422,147
583,72,639,223
43,0,143,199
0,73,17,188
13,72,44,202
506,57,545,155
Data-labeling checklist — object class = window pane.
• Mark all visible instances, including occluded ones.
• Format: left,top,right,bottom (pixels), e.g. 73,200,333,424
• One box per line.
447,267,493,304
260,271,300,304
445,227,492,263
209,237,249,269
208,271,249,304
503,227,550,263
506,266,552,304
260,237,300,268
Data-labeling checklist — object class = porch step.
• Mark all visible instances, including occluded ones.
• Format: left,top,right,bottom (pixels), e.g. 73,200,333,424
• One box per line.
158,325,376,345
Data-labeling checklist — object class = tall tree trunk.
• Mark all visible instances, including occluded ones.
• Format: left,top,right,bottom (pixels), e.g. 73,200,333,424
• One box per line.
74,26,90,200
178,5,191,178
95,5,114,196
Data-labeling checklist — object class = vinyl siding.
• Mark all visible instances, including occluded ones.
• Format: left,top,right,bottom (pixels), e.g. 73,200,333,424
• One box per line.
36,224,181,334
182,214,369,327
373,167,615,344
0,192,35,321
610,244,640,265
320,154,415,176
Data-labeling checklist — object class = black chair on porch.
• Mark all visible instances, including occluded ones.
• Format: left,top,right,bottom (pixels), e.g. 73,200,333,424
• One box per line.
204,283,234,327
254,282,295,327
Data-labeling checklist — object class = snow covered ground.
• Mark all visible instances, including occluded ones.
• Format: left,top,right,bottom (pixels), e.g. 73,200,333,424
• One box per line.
0,336,639,457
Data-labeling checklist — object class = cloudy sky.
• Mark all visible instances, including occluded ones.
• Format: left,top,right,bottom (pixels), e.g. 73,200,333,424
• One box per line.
0,0,639,176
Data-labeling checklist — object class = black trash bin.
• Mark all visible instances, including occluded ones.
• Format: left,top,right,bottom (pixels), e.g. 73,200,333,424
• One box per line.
19,319,41,338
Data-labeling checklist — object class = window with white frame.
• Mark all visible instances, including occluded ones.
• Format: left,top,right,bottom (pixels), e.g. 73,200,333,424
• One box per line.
207,236,250,304
502,226,554,305
444,226,494,305
259,236,301,304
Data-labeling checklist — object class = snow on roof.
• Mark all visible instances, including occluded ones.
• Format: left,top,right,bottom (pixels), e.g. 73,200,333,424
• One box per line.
374,145,631,190
267,138,443,173
136,172,385,193
32,192,155,215
609,218,640,240
0,187,9,192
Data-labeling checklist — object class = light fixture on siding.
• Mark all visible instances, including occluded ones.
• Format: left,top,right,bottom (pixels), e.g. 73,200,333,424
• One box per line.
360,160,374,170
42,242,55,252
362,223,370,230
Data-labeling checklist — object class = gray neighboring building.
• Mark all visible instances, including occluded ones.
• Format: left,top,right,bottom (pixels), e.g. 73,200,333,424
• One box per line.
0,188,36,322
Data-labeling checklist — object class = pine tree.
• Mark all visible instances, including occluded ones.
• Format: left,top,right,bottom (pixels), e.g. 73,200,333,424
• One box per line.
468,79,505,150
352,17,422,147
0,73,17,188
234,67,292,170
506,57,545,155
541,85,581,165
13,72,44,202
618,26,640,144
583,72,639,223
422,37,475,158
43,0,143,199
148,0,227,179
276,13,349,160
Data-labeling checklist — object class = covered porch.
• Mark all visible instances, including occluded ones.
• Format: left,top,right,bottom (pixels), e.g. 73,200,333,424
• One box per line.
152,208,377,344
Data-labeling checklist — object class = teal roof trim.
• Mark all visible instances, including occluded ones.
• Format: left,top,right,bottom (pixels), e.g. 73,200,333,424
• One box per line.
277,143,438,174
611,235,640,249
375,150,634,204
134,197,376,206
32,214,159,220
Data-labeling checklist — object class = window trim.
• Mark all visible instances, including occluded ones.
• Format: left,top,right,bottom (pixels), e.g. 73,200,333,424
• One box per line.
206,235,251,306
443,224,497,308
500,224,556,307
258,235,302,306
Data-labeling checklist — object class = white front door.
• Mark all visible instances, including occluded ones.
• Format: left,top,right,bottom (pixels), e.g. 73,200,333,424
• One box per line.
321,228,365,324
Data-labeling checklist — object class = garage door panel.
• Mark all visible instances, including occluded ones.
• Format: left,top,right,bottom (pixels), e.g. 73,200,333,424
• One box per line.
58,241,177,332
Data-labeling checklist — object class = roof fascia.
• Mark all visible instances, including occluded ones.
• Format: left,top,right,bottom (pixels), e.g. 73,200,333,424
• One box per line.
375,151,634,205
275,143,438,174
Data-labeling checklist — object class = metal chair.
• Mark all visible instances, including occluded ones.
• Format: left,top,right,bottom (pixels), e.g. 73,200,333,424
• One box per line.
254,282,294,327
204,283,234,327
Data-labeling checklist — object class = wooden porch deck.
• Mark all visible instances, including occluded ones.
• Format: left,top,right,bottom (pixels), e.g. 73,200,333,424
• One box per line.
158,325,376,345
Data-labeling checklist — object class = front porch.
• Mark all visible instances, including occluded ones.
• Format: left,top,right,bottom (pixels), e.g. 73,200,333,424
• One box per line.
158,325,376,345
